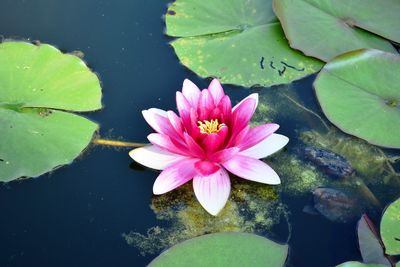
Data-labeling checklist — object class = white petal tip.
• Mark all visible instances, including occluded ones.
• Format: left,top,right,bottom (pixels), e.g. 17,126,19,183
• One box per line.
153,180,169,195
182,79,198,89
250,93,258,98
206,208,223,216
152,188,164,195
269,177,281,185
128,148,138,160
200,199,227,216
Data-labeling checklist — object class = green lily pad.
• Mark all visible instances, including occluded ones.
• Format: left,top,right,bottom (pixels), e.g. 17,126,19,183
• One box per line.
148,232,288,267
165,0,323,87
273,0,398,62
314,49,400,148
0,41,102,182
357,215,391,265
381,197,400,255
336,262,386,267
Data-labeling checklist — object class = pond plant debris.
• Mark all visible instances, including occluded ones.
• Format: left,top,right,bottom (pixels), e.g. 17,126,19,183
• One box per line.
129,79,289,215
123,180,290,256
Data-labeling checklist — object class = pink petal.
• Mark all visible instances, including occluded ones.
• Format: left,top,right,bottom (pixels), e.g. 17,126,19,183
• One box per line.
142,109,182,140
240,134,289,159
218,95,232,124
189,108,201,137
147,133,187,156
153,158,198,195
198,89,214,120
193,167,231,216
182,79,201,108
176,91,192,125
231,94,258,131
201,130,226,154
239,123,280,150
232,93,258,112
183,132,205,158
194,160,220,176
208,79,225,104
227,125,249,147
129,145,186,170
209,147,240,163
147,108,167,117
167,110,184,137
222,155,280,185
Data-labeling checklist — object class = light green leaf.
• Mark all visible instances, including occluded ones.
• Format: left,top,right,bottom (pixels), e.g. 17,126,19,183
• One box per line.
336,262,387,267
273,0,398,61
381,198,400,255
0,41,102,182
148,232,288,267
165,0,323,87
314,49,400,148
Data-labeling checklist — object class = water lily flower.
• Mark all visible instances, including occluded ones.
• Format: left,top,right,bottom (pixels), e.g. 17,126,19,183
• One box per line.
129,79,289,216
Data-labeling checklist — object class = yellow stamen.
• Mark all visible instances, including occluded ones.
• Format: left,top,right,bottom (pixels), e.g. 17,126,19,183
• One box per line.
198,119,225,134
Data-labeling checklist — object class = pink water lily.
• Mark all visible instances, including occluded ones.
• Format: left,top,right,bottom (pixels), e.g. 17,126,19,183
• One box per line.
129,79,289,216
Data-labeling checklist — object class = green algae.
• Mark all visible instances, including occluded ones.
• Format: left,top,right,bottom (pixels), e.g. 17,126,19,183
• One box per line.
268,150,329,196
300,129,399,184
123,181,289,256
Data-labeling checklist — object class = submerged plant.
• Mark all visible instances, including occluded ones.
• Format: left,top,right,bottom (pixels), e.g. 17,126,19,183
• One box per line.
123,181,289,256
129,79,289,215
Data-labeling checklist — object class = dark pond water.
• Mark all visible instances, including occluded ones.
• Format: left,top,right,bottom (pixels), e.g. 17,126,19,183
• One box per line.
0,1,399,266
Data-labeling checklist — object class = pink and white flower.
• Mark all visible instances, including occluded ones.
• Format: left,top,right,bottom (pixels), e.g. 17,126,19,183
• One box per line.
129,79,289,216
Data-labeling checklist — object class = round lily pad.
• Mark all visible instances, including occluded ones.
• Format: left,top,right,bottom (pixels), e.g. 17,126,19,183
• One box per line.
165,0,322,87
273,0,398,61
148,232,288,267
314,49,400,148
0,41,102,182
381,198,400,255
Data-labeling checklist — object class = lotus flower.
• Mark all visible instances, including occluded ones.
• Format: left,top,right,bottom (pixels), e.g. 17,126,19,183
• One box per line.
129,79,289,216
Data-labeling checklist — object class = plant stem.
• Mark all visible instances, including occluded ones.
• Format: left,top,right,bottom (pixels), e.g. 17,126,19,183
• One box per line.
93,138,148,148
282,93,330,131
354,177,382,209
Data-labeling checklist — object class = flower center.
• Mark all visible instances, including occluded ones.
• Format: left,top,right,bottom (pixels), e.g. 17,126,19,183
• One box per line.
197,119,225,134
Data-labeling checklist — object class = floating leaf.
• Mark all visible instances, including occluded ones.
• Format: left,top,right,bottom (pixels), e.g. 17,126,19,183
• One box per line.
357,214,391,265
314,49,400,148
0,41,102,182
273,0,398,61
165,0,323,87
381,198,400,255
336,262,387,267
148,232,288,267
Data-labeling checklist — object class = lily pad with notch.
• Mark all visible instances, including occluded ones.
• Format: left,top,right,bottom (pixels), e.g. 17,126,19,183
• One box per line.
0,41,102,182
314,49,400,149
273,0,399,62
165,0,323,87
148,232,288,267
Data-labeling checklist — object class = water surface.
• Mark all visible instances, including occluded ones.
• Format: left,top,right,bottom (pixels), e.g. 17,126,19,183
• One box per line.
0,1,399,266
